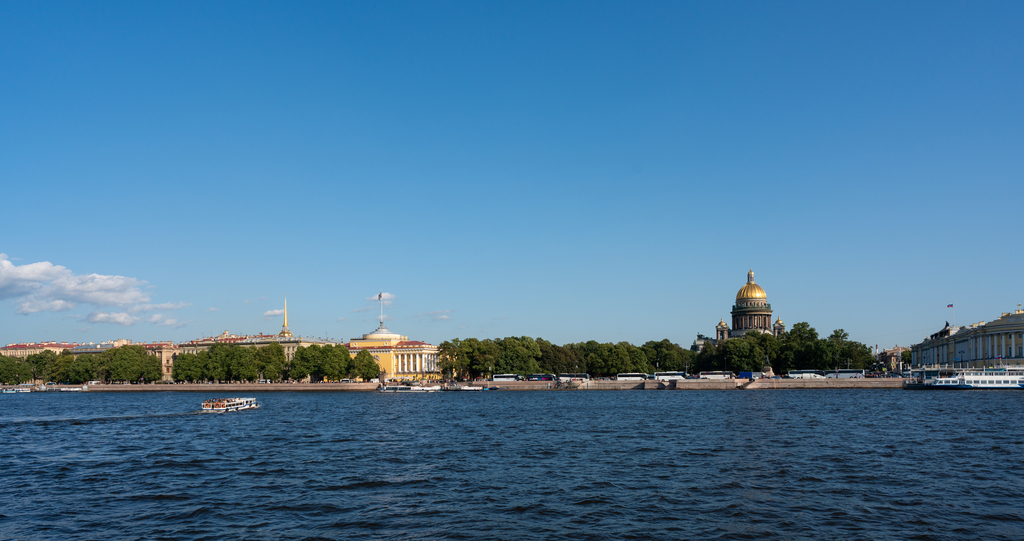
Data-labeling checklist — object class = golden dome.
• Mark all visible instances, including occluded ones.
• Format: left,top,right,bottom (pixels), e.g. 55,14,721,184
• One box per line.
735,269,767,300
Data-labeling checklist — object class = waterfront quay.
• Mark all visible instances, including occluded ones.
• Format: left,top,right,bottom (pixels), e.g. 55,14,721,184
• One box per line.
57,378,905,392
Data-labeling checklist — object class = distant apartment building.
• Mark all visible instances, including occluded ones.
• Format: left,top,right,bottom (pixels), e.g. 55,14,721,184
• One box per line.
876,346,911,372
1,341,79,359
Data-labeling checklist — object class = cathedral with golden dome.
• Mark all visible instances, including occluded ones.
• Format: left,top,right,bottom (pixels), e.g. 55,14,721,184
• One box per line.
714,269,786,341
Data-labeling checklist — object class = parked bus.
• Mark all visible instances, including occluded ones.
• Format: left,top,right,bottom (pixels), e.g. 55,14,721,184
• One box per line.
558,373,590,382
698,371,734,380
654,372,688,381
615,373,648,381
492,374,522,382
525,374,556,381
823,369,865,379
787,370,825,379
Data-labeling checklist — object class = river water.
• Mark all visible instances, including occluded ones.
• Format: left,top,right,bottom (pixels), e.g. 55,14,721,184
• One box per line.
1,389,1022,540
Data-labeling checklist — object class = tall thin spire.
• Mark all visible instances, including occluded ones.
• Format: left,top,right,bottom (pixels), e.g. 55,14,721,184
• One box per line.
278,293,294,337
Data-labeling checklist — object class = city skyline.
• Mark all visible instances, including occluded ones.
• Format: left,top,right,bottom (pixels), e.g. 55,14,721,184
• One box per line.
2,2,1022,349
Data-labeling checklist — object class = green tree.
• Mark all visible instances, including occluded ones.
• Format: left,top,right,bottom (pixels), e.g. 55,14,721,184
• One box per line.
493,336,542,375
228,346,260,382
438,339,467,380
26,350,59,382
51,350,77,383
640,339,694,373
107,345,161,383
353,350,381,381
65,355,95,384
0,355,33,384
459,338,501,378
321,345,350,381
255,343,286,381
537,338,585,375
172,352,203,382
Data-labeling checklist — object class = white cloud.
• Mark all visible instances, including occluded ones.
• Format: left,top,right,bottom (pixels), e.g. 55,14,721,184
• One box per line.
337,316,347,321
458,325,468,329
147,314,164,323
207,307,218,312
264,309,285,317
85,311,139,326
351,306,374,313
416,310,453,321
131,302,190,313
0,254,187,318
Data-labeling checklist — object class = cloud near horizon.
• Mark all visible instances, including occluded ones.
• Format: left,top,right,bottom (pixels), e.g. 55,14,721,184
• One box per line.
416,310,453,322
264,309,285,317
0,254,188,325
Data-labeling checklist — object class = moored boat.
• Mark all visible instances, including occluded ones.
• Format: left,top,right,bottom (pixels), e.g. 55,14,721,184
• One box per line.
202,397,260,411
442,384,483,392
904,367,1024,390
378,385,442,393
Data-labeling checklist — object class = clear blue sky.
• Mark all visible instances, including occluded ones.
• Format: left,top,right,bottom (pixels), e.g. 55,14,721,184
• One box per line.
1,1,1022,350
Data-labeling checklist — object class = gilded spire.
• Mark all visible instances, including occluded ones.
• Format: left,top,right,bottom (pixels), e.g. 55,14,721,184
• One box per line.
278,293,294,338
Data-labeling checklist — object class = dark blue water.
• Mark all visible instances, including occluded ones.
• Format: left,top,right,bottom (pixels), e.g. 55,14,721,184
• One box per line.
1,390,1022,540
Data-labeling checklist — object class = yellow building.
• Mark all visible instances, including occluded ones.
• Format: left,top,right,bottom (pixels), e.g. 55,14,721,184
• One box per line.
912,307,1024,368
345,322,439,381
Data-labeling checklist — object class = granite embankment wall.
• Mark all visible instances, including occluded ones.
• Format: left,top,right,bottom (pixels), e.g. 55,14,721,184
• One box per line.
86,383,379,392
73,378,905,392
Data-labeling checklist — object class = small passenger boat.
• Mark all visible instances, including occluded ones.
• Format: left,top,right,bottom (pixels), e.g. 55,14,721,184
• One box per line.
201,397,260,412
59,387,83,392
378,385,442,393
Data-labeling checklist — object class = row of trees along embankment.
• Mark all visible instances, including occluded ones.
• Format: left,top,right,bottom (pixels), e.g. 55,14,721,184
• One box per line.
0,345,161,385
0,343,383,385
437,323,889,379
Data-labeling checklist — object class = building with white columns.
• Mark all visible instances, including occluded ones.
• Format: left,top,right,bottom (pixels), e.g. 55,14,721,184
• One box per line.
912,308,1024,368
345,322,440,381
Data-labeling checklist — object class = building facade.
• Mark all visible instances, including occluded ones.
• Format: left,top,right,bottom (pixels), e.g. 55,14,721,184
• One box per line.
877,345,911,372
345,322,440,381
912,309,1024,368
1,341,79,359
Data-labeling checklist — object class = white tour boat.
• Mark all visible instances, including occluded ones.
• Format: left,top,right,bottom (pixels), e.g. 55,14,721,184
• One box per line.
442,384,483,392
378,385,442,393
909,367,1024,390
201,397,260,412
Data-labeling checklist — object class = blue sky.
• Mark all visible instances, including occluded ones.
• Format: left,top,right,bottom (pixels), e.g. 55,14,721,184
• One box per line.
1,1,1022,350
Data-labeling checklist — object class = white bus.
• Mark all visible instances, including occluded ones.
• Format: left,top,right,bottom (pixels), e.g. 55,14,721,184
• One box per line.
699,371,734,380
492,374,522,382
616,373,648,381
787,370,825,379
823,369,865,379
654,372,688,381
558,373,590,382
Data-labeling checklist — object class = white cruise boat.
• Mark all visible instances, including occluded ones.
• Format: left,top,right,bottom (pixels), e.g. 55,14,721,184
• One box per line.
378,385,442,393
201,397,260,412
913,367,1024,390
